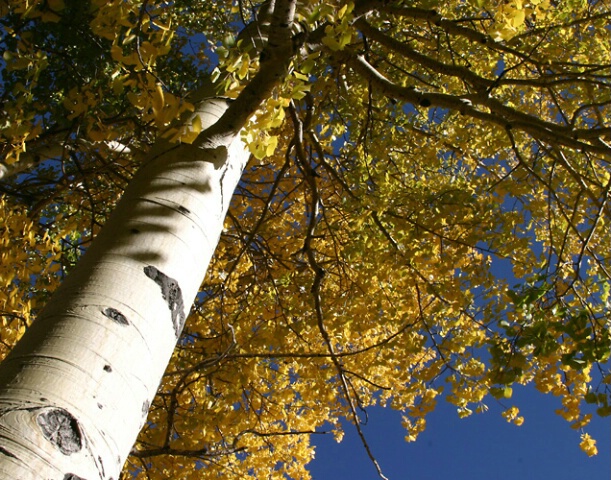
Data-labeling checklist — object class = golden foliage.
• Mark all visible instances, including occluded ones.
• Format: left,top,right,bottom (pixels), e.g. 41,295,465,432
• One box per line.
1,0,610,476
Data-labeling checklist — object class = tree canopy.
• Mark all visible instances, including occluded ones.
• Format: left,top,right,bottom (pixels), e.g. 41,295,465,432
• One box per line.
1,0,610,477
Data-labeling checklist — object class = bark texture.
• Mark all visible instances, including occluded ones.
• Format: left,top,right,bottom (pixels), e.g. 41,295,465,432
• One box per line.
0,98,249,480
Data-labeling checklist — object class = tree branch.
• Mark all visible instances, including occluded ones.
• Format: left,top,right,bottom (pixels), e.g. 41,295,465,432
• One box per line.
194,0,298,148
349,54,611,157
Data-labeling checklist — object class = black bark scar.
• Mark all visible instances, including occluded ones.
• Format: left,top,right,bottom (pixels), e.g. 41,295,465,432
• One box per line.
143,265,186,337
37,407,82,455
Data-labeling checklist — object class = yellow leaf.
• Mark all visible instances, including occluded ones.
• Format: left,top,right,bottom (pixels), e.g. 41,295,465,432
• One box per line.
237,56,250,79
48,0,65,10
112,76,124,95
265,135,278,156
152,83,165,118
110,45,123,63
191,115,202,136
510,8,526,27
579,433,598,456
175,115,203,144
140,41,157,60
41,11,61,22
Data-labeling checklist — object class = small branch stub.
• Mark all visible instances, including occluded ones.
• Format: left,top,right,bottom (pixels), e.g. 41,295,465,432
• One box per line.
102,307,129,326
140,399,151,428
0,446,17,459
141,399,150,416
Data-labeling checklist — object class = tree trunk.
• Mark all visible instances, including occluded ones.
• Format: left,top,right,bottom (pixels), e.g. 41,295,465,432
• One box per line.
0,98,249,480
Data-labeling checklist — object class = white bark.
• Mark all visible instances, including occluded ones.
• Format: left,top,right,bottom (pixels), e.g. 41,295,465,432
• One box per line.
0,98,250,480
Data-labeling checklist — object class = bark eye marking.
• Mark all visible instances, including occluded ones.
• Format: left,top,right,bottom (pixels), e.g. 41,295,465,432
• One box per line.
64,474,86,480
37,407,82,455
103,365,112,372
143,265,186,337
102,307,129,326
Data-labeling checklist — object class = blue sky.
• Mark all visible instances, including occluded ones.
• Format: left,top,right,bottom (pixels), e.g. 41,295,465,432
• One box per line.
309,384,610,479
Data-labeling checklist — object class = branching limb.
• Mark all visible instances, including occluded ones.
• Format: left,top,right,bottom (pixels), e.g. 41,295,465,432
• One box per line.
288,101,389,480
349,54,611,157
194,0,299,148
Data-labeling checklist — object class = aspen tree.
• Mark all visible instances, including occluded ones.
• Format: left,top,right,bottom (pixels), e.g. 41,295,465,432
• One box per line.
0,0,609,478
